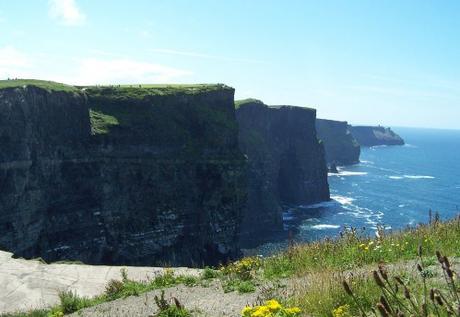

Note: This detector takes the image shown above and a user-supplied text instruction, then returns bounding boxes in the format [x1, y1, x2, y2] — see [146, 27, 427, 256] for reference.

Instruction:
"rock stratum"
[0, 82, 246, 266]
[236, 99, 330, 246]
[350, 125, 405, 147]
[316, 119, 361, 166]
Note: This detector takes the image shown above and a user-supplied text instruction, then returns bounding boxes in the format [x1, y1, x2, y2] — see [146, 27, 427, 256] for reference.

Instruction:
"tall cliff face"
[0, 82, 246, 266]
[316, 119, 361, 165]
[236, 100, 330, 246]
[350, 126, 405, 147]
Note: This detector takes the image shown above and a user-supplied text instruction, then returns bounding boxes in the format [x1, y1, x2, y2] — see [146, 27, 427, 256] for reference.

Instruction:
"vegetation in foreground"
[341, 250, 459, 317]
[3, 216, 459, 317]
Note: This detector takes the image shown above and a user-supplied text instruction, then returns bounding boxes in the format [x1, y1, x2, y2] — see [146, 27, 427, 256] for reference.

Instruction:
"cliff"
[350, 125, 405, 147]
[0, 80, 246, 266]
[316, 119, 360, 165]
[236, 99, 330, 246]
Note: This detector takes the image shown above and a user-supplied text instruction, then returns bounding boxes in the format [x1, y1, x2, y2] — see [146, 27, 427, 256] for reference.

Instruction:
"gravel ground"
[0, 250, 200, 314]
[68, 280, 265, 317]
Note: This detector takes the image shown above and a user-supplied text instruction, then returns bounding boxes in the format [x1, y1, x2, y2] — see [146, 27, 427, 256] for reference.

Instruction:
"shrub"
[201, 267, 219, 279]
[153, 290, 191, 317]
[57, 291, 92, 314]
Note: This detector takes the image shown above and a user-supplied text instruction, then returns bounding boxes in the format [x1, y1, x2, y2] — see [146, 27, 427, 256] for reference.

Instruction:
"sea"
[252, 127, 460, 255]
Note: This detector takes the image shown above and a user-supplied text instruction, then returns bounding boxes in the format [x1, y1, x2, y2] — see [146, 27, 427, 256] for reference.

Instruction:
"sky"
[1, 0, 459, 129]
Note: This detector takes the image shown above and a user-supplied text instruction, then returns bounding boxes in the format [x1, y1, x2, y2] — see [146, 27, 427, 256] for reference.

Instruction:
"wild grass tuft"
[263, 216, 460, 279]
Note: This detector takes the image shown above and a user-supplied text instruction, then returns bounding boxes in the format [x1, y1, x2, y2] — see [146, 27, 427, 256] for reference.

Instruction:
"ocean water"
[254, 127, 460, 255]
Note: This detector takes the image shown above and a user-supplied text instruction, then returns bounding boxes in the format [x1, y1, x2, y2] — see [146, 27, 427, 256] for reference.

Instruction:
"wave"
[370, 145, 388, 149]
[389, 175, 435, 180]
[301, 195, 355, 209]
[403, 175, 435, 179]
[331, 195, 355, 205]
[329, 171, 368, 177]
[360, 160, 374, 165]
[302, 200, 338, 209]
[310, 224, 341, 230]
[404, 144, 418, 148]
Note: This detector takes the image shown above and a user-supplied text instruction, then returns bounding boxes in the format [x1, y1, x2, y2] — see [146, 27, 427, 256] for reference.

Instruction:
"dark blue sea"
[252, 127, 460, 255]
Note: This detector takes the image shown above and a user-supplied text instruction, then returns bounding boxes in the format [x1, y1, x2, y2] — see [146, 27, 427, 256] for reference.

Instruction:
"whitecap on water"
[403, 175, 435, 179]
[389, 175, 435, 180]
[331, 195, 355, 205]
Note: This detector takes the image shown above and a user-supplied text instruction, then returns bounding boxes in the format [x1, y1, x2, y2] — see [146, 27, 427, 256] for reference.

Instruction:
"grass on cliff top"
[234, 98, 265, 109]
[83, 83, 232, 99]
[235, 98, 316, 112]
[0, 79, 78, 93]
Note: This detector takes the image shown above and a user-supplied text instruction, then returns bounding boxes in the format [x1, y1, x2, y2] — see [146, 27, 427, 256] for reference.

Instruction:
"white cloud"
[150, 48, 266, 64]
[0, 46, 32, 78]
[0, 46, 30, 67]
[62, 58, 192, 85]
[0, 47, 191, 85]
[49, 0, 86, 26]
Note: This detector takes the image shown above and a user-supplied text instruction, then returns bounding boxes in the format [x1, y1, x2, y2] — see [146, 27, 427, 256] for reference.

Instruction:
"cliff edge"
[350, 125, 405, 147]
[236, 99, 330, 246]
[0, 80, 246, 266]
[316, 119, 361, 165]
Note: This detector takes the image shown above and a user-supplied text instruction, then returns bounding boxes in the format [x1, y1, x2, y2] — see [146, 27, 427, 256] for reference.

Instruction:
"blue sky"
[1, 1, 459, 129]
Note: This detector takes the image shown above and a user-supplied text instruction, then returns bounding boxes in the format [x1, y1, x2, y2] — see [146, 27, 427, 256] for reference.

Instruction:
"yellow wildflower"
[285, 307, 301, 314]
[265, 300, 282, 312]
[241, 306, 253, 316]
[251, 306, 270, 317]
[332, 304, 351, 317]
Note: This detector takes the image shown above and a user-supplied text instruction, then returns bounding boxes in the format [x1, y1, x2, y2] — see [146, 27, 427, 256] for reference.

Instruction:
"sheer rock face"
[236, 101, 330, 246]
[350, 125, 405, 147]
[316, 119, 361, 166]
[0, 85, 246, 267]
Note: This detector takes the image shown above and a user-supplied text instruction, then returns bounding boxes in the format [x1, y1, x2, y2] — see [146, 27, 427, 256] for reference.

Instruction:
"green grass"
[263, 218, 460, 279]
[83, 83, 232, 100]
[258, 217, 460, 316]
[89, 109, 120, 134]
[0, 79, 78, 93]
[234, 98, 264, 109]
